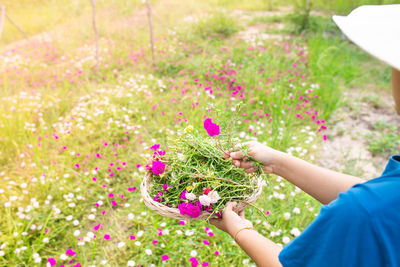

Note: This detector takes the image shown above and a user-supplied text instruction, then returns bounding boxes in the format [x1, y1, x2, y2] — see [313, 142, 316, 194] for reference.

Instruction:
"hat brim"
[332, 5, 400, 71]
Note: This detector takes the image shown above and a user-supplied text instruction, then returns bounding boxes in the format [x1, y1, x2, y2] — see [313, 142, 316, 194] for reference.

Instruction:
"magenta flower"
[161, 254, 169, 261]
[48, 258, 56, 266]
[180, 190, 187, 200]
[178, 202, 201, 218]
[104, 234, 110, 240]
[66, 249, 76, 257]
[152, 160, 165, 176]
[202, 262, 210, 267]
[203, 240, 210, 245]
[190, 257, 199, 267]
[150, 144, 160, 150]
[203, 118, 220, 137]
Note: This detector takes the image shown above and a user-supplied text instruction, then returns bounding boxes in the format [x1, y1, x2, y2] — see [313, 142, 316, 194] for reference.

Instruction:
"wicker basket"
[140, 173, 263, 220]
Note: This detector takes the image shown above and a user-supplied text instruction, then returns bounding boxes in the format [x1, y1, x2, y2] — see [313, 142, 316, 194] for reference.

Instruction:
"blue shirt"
[279, 155, 400, 267]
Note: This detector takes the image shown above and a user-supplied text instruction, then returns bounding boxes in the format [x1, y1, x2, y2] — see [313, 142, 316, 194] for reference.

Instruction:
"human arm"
[392, 68, 400, 115]
[229, 142, 365, 204]
[210, 202, 282, 267]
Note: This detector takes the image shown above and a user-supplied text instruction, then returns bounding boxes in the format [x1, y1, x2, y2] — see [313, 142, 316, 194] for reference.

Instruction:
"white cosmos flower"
[283, 212, 291, 220]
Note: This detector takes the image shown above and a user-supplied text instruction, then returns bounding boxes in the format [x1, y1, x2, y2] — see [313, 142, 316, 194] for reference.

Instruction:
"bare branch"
[5, 12, 27, 39]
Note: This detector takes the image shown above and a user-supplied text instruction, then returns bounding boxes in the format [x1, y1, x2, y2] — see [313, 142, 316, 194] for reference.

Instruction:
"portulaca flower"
[185, 192, 196, 201]
[199, 195, 211, 206]
[208, 191, 220, 204]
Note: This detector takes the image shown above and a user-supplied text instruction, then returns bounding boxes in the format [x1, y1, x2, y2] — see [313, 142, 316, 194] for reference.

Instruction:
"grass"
[366, 121, 400, 156]
[0, 0, 393, 266]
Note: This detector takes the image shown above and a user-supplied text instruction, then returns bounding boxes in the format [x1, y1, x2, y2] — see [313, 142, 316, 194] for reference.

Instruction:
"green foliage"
[193, 12, 241, 40]
[366, 121, 400, 156]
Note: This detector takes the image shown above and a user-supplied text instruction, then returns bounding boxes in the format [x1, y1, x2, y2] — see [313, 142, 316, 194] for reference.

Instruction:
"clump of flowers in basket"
[141, 116, 264, 220]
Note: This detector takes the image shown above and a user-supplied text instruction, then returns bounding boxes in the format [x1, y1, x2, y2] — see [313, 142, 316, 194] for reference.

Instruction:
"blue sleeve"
[278, 191, 383, 267]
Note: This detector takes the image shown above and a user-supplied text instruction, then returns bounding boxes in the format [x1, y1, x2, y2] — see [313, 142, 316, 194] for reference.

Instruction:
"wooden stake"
[90, 0, 99, 74]
[0, 6, 5, 39]
[146, 0, 155, 65]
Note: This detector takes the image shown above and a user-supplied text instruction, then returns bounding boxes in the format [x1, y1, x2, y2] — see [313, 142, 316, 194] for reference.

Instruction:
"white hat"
[332, 5, 400, 71]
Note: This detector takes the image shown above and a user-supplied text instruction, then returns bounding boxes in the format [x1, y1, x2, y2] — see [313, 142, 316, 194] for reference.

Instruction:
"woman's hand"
[209, 202, 253, 237]
[225, 141, 282, 174]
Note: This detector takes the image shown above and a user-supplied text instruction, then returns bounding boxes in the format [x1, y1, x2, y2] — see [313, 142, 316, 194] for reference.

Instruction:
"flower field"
[0, 0, 390, 266]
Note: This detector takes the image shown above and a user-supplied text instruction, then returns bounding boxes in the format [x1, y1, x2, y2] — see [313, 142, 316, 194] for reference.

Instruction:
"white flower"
[292, 207, 300, 214]
[190, 250, 197, 257]
[118, 242, 125, 248]
[208, 191, 220, 204]
[66, 215, 73, 221]
[282, 236, 290, 244]
[127, 260, 136, 266]
[176, 230, 183, 235]
[145, 249, 152, 255]
[0, 251, 4, 257]
[185, 192, 196, 201]
[137, 230, 144, 237]
[73, 220, 79, 226]
[199, 195, 211, 206]
[60, 254, 67, 260]
[135, 241, 141, 246]
[42, 237, 49, 243]
[290, 228, 301, 237]
[74, 230, 80, 237]
[88, 214, 95, 220]
[185, 229, 195, 236]
[283, 212, 291, 220]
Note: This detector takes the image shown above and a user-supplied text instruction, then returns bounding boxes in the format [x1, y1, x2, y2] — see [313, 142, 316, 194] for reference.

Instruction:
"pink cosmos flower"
[203, 240, 210, 245]
[202, 262, 210, 266]
[214, 250, 220, 255]
[104, 234, 110, 240]
[152, 160, 165, 176]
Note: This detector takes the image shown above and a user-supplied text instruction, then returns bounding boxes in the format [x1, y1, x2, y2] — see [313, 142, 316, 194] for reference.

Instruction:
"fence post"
[0, 6, 5, 39]
[146, 0, 155, 65]
[90, 0, 100, 74]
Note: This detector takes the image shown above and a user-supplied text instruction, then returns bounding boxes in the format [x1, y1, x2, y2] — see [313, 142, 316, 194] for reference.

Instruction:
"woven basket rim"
[140, 172, 263, 220]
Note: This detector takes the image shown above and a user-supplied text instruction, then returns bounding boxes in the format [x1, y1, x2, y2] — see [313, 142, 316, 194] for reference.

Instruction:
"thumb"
[225, 202, 237, 213]
[230, 151, 244, 160]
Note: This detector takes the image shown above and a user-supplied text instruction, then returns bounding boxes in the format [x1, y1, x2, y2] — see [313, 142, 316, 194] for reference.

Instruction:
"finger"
[244, 167, 256, 173]
[223, 152, 230, 159]
[232, 160, 241, 167]
[240, 161, 254, 169]
[230, 151, 244, 160]
[224, 202, 237, 213]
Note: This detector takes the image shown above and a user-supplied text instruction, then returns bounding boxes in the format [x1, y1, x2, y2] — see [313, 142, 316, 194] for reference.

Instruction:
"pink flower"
[130, 235, 136, 240]
[180, 190, 187, 200]
[214, 250, 220, 255]
[203, 118, 220, 137]
[190, 257, 199, 267]
[150, 144, 160, 150]
[48, 258, 56, 266]
[202, 262, 210, 266]
[94, 224, 101, 231]
[179, 220, 186, 225]
[111, 200, 117, 206]
[178, 202, 201, 218]
[199, 195, 212, 206]
[203, 240, 210, 245]
[161, 254, 169, 261]
[104, 234, 110, 240]
[152, 160, 165, 176]
[128, 187, 136, 191]
[108, 193, 114, 198]
[66, 249, 76, 256]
